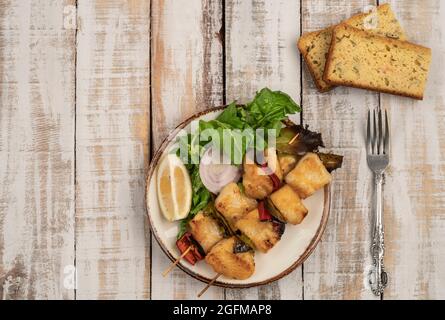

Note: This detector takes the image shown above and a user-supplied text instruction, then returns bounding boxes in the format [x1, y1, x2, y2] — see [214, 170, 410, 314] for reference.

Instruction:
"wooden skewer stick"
[197, 273, 221, 298]
[162, 246, 192, 277]
[288, 133, 300, 145]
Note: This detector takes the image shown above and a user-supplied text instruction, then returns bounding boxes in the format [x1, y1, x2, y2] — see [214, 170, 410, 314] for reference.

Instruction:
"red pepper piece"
[258, 201, 273, 221]
[260, 162, 281, 191]
[269, 172, 281, 191]
[176, 232, 204, 265]
[191, 244, 204, 261]
[260, 162, 268, 168]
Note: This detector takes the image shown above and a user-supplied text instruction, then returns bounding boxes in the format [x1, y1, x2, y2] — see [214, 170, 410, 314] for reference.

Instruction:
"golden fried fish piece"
[215, 183, 257, 229]
[269, 185, 308, 225]
[243, 148, 283, 200]
[234, 209, 284, 253]
[188, 212, 225, 253]
[285, 152, 331, 199]
[278, 154, 298, 176]
[205, 236, 255, 280]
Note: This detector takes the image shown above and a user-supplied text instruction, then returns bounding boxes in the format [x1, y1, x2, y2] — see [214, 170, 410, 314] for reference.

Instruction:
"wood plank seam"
[221, 0, 227, 301]
[299, 0, 305, 301]
[149, 0, 153, 301]
[221, 0, 227, 107]
[74, 0, 79, 301]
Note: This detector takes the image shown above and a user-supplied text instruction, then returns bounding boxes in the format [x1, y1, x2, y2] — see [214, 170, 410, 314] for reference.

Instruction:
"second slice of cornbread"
[324, 24, 431, 100]
[298, 4, 406, 92]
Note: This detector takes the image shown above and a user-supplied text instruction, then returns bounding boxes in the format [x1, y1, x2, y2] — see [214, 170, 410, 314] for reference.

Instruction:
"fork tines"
[367, 109, 389, 155]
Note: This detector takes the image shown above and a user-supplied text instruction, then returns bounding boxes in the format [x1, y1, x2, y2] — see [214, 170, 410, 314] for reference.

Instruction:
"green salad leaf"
[176, 164, 212, 239]
[276, 125, 324, 155]
[213, 88, 300, 132]
[176, 133, 212, 239]
[215, 102, 246, 129]
[246, 88, 301, 130]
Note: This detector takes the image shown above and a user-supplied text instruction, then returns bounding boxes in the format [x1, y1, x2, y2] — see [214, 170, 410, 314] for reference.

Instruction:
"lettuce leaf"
[276, 125, 324, 154]
[176, 164, 212, 239]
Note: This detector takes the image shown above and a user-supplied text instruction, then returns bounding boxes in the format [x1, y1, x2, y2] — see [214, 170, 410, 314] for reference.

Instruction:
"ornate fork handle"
[369, 173, 388, 295]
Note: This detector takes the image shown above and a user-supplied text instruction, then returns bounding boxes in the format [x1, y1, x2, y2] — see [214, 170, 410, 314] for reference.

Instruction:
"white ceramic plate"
[146, 107, 330, 288]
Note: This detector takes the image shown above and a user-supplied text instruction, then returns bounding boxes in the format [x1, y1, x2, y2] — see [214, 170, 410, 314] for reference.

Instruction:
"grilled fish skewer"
[234, 208, 285, 253]
[243, 148, 283, 200]
[188, 211, 226, 253]
[285, 152, 332, 199]
[216, 182, 285, 254]
[205, 236, 255, 280]
[163, 211, 226, 276]
[215, 183, 257, 230]
[268, 185, 308, 225]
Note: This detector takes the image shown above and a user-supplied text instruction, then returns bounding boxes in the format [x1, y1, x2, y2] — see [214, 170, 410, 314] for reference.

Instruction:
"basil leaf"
[216, 102, 245, 129]
[246, 88, 300, 129]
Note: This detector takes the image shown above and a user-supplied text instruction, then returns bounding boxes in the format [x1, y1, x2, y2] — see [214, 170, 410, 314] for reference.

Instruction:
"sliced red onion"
[199, 147, 241, 194]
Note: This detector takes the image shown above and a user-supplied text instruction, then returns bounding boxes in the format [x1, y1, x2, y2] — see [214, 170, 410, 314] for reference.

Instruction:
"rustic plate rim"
[145, 106, 331, 288]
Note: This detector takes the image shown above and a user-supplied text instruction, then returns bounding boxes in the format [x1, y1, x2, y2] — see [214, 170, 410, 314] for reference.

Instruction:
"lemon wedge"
[156, 154, 192, 221]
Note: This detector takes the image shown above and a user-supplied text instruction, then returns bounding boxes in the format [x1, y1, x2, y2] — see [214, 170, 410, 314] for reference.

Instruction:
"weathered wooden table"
[0, 0, 444, 300]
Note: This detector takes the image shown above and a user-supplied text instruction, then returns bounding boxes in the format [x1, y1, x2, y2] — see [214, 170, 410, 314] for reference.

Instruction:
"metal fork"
[366, 108, 389, 296]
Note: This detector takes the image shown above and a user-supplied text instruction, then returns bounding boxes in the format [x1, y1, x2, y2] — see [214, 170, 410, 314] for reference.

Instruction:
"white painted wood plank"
[301, 0, 379, 300]
[381, 0, 445, 300]
[75, 0, 151, 299]
[150, 0, 224, 300]
[0, 0, 76, 299]
[224, 0, 302, 300]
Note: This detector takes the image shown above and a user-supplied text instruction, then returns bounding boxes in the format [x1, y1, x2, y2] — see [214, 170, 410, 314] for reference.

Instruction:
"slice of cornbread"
[298, 28, 334, 92]
[298, 4, 406, 92]
[324, 24, 431, 100]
